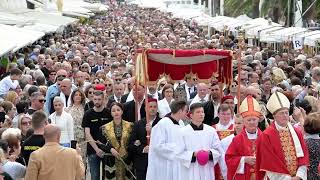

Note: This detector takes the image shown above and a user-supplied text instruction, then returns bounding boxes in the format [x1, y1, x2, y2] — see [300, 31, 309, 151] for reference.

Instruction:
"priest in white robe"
[177, 103, 226, 180]
[146, 100, 188, 180]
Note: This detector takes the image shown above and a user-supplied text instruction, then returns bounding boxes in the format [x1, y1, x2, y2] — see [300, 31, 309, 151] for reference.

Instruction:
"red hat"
[221, 95, 234, 103]
[95, 84, 106, 91]
[147, 98, 157, 103]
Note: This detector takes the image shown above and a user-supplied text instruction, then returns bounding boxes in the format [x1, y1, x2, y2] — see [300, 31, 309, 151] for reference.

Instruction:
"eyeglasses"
[38, 99, 46, 103]
[22, 121, 31, 126]
[88, 91, 94, 94]
[57, 75, 66, 78]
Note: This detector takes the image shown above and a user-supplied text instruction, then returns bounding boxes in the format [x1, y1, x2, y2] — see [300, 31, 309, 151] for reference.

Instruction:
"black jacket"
[203, 101, 219, 125]
[128, 116, 160, 172]
[122, 100, 146, 123]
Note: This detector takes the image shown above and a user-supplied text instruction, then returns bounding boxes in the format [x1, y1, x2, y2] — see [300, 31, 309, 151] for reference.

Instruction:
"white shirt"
[189, 94, 209, 107]
[215, 120, 234, 131]
[49, 111, 74, 144]
[0, 76, 19, 95]
[185, 84, 196, 101]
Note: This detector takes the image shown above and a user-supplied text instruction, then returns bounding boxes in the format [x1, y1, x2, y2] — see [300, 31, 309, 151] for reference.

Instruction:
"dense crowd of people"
[0, 1, 320, 180]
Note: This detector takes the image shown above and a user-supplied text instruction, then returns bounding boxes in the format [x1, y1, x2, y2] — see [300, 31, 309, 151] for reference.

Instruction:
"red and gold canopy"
[135, 49, 233, 85]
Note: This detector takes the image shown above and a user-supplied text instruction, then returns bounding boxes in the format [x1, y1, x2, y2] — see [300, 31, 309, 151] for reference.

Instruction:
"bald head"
[44, 124, 61, 143]
[197, 83, 209, 99]
[59, 78, 72, 95]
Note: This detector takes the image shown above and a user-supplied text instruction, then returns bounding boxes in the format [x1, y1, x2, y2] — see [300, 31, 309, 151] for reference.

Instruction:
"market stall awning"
[0, 24, 45, 52]
[0, 39, 16, 57]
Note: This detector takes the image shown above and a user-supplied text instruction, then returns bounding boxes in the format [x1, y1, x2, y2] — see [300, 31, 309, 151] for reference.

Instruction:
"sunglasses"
[38, 99, 46, 103]
[104, 64, 110, 67]
[88, 91, 94, 94]
[22, 121, 31, 126]
[115, 79, 122, 82]
[57, 75, 66, 78]
[50, 73, 56, 76]
[105, 84, 112, 87]
[160, 83, 166, 87]
[81, 66, 89, 69]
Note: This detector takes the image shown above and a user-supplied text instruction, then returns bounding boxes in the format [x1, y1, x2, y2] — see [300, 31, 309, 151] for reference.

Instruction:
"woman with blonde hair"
[104, 77, 114, 97]
[4, 91, 19, 106]
[304, 96, 318, 113]
[48, 97, 74, 147]
[38, 86, 47, 96]
[17, 115, 32, 143]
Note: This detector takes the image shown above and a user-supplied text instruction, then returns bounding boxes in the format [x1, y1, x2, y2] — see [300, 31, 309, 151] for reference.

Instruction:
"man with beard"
[128, 98, 161, 180]
[82, 91, 112, 180]
[203, 81, 222, 125]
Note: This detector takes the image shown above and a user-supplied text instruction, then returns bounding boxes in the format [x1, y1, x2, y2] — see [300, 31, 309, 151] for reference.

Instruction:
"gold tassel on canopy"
[135, 50, 148, 86]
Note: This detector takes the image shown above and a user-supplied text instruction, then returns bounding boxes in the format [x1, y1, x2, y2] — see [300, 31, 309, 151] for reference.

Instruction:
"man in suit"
[148, 83, 163, 100]
[91, 55, 105, 74]
[123, 84, 146, 122]
[203, 81, 222, 125]
[25, 124, 85, 180]
[128, 98, 161, 180]
[183, 74, 198, 101]
[107, 82, 126, 108]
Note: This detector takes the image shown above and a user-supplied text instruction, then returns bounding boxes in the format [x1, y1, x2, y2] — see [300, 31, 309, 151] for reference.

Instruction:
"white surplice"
[220, 134, 235, 152]
[146, 117, 185, 180]
[177, 124, 225, 180]
[157, 98, 173, 118]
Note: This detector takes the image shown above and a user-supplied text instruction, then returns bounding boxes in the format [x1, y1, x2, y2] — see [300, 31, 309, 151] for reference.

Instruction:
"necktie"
[117, 97, 121, 102]
[188, 87, 191, 94]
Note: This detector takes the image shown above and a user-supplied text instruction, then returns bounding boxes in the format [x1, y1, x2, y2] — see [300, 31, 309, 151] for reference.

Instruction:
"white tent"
[259, 26, 285, 41]
[305, 34, 320, 47]
[0, 24, 45, 52]
[246, 25, 282, 39]
[0, 39, 16, 57]
[213, 18, 243, 32]
[262, 27, 309, 42]
[0, 11, 34, 26]
[295, 30, 320, 38]
[208, 16, 234, 27]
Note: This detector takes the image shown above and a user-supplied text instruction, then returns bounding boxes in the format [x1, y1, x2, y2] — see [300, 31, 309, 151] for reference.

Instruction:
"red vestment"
[225, 129, 262, 180]
[255, 122, 309, 180]
[212, 124, 235, 140]
[212, 124, 234, 180]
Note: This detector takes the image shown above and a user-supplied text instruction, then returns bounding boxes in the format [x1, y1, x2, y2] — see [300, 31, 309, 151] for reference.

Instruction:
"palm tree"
[223, 0, 320, 26]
